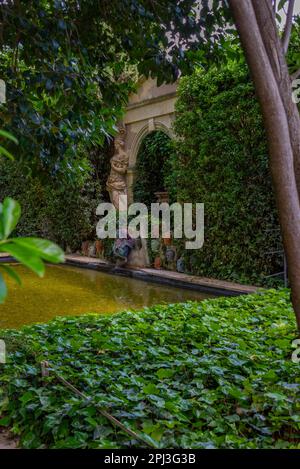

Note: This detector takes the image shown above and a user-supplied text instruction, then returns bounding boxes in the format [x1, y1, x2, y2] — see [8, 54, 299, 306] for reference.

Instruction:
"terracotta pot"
[163, 237, 172, 246]
[154, 256, 162, 269]
[81, 241, 90, 256]
[154, 191, 169, 203]
[95, 240, 104, 256]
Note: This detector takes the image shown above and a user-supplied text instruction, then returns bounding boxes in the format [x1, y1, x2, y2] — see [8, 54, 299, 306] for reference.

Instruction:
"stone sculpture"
[106, 126, 129, 209]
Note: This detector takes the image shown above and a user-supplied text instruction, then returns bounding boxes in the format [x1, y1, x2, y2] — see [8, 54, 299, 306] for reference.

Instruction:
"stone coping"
[65, 255, 259, 297]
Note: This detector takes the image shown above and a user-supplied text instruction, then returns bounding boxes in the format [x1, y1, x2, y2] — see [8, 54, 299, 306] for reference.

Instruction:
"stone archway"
[122, 77, 178, 202]
[106, 77, 178, 267]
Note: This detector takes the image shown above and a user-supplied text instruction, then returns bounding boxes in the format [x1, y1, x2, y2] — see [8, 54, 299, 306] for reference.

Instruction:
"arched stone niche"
[106, 77, 178, 267]
[120, 77, 178, 203]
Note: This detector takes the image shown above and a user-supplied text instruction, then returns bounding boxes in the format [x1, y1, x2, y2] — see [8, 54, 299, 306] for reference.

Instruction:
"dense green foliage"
[167, 63, 282, 285]
[0, 131, 64, 303]
[133, 131, 172, 207]
[0, 158, 102, 251]
[0, 15, 128, 181]
[0, 289, 299, 449]
[0, 0, 208, 181]
[288, 18, 300, 76]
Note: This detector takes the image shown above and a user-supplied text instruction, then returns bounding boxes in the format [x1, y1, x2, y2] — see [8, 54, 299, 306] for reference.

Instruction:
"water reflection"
[0, 265, 212, 328]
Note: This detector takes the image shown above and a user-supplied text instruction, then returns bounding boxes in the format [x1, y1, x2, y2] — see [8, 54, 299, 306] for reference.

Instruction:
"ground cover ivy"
[0, 289, 299, 449]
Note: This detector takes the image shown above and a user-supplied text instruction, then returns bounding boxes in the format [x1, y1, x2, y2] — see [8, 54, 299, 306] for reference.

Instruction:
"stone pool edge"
[0, 254, 260, 297]
[65, 255, 259, 297]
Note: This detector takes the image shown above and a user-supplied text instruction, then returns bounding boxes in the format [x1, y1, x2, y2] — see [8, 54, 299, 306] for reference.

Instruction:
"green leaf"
[0, 264, 22, 285]
[156, 368, 175, 379]
[0, 242, 45, 277]
[1, 198, 21, 238]
[0, 416, 10, 427]
[143, 383, 159, 394]
[266, 392, 288, 402]
[19, 391, 35, 404]
[0, 145, 14, 161]
[0, 272, 8, 303]
[278, 0, 288, 10]
[11, 238, 64, 264]
[0, 130, 18, 144]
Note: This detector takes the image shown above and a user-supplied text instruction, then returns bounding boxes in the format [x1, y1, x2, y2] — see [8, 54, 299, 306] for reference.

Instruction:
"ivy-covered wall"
[166, 64, 283, 285]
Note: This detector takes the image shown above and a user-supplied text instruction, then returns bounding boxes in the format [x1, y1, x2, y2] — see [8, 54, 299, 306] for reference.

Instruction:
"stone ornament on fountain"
[88, 242, 96, 258]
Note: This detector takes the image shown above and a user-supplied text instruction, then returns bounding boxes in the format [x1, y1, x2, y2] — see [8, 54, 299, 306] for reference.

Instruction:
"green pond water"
[0, 265, 212, 329]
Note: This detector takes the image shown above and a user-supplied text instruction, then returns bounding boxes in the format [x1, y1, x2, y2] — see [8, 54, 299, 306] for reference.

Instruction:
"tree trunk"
[229, 0, 300, 329]
[251, 0, 300, 200]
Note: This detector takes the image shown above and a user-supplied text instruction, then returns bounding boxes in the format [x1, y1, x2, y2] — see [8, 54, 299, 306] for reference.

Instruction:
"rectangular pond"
[0, 265, 214, 329]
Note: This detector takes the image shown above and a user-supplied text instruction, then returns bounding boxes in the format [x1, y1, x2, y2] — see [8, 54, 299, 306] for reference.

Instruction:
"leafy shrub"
[168, 63, 282, 285]
[0, 1, 136, 181]
[133, 131, 172, 206]
[0, 289, 299, 449]
[0, 158, 102, 251]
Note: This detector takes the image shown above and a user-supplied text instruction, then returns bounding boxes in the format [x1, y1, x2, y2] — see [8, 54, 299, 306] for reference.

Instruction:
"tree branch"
[291, 69, 300, 81]
[229, 0, 300, 330]
[282, 0, 295, 54]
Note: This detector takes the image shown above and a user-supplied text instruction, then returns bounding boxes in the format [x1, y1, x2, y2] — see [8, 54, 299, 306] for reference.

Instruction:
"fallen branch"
[40, 361, 157, 449]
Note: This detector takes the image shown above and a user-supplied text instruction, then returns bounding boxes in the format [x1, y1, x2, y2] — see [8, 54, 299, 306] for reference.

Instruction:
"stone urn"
[166, 246, 176, 263]
[151, 239, 160, 253]
[88, 242, 96, 258]
[176, 256, 185, 273]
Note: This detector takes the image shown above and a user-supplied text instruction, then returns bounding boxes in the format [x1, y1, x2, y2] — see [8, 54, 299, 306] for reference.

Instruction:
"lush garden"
[0, 62, 285, 285]
[1, 4, 299, 285]
[1, 0, 300, 454]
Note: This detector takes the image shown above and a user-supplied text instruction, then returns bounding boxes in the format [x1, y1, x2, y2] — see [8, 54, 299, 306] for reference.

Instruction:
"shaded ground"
[0, 429, 17, 449]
